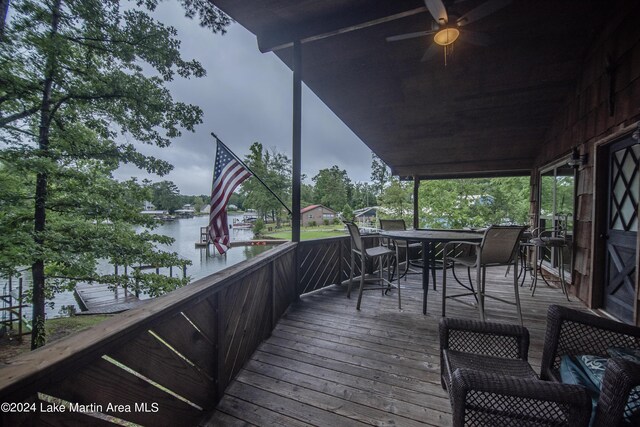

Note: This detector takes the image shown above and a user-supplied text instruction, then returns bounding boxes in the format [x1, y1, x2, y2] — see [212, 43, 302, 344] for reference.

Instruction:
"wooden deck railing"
[297, 235, 350, 295]
[0, 236, 364, 425]
[0, 235, 391, 425]
[0, 242, 298, 426]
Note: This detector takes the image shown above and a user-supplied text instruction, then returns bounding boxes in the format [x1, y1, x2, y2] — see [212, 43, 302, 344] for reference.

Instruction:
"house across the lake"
[300, 204, 337, 226]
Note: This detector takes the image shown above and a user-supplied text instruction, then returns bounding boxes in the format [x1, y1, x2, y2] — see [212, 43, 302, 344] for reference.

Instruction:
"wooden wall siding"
[0, 242, 297, 426]
[297, 236, 346, 295]
[532, 1, 640, 313]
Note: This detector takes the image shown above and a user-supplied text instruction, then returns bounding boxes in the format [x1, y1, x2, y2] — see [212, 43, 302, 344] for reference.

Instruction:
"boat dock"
[74, 283, 145, 315]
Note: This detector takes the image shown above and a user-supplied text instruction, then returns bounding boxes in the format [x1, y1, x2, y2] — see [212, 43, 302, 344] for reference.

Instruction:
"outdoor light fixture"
[567, 147, 588, 168]
[433, 28, 460, 46]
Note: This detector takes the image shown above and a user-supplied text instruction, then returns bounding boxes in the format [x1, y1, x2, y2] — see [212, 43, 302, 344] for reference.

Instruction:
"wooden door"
[603, 137, 638, 324]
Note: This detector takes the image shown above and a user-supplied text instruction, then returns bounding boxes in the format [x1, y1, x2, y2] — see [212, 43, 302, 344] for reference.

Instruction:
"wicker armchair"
[540, 305, 640, 427]
[440, 316, 592, 426]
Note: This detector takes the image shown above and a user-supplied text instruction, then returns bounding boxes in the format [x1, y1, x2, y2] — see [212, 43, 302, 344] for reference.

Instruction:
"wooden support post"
[413, 176, 420, 229]
[292, 40, 302, 243]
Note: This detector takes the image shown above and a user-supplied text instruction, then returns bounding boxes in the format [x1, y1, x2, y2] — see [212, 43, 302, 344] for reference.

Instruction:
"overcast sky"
[114, 2, 373, 196]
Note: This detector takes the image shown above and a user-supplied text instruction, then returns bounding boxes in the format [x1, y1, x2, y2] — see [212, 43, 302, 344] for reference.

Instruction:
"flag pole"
[211, 133, 293, 216]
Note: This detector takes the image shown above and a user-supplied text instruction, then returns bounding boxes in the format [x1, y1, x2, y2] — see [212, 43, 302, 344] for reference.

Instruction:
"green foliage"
[150, 180, 182, 212]
[312, 165, 351, 210]
[309, 220, 317, 227]
[351, 182, 377, 209]
[228, 192, 245, 210]
[300, 181, 315, 208]
[241, 142, 291, 224]
[342, 203, 354, 222]
[370, 152, 389, 196]
[0, 0, 228, 346]
[418, 177, 530, 228]
[380, 177, 412, 219]
[192, 195, 207, 213]
[252, 218, 265, 236]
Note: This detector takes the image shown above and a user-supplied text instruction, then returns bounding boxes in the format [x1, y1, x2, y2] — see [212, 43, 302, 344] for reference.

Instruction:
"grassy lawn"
[264, 227, 346, 240]
[0, 315, 111, 362]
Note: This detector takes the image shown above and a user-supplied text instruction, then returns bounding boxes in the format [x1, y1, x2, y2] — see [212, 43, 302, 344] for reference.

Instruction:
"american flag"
[209, 141, 252, 254]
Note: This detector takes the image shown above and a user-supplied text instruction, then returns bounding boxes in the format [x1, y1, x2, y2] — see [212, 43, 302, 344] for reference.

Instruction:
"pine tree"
[0, 0, 229, 348]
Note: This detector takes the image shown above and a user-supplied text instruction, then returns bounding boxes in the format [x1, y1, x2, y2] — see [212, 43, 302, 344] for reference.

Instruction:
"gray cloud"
[113, 2, 373, 195]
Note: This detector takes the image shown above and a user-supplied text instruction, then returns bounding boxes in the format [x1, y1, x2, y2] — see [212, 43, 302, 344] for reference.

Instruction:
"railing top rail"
[0, 241, 297, 401]
[296, 234, 349, 246]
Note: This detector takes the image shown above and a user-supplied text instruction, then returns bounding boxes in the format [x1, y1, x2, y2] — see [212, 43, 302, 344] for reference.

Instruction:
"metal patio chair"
[442, 225, 526, 325]
[345, 222, 399, 310]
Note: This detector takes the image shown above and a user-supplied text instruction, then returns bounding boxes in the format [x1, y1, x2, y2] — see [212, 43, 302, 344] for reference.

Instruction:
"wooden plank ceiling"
[211, 0, 612, 178]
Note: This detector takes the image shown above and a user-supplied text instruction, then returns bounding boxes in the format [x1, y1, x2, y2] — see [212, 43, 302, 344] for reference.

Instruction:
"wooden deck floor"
[203, 266, 589, 427]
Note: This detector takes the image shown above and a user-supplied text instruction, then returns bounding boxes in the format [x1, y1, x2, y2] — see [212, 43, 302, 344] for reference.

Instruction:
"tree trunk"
[31, 0, 62, 350]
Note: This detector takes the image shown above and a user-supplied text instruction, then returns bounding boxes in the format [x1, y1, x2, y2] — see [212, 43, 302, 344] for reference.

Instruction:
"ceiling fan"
[386, 0, 512, 63]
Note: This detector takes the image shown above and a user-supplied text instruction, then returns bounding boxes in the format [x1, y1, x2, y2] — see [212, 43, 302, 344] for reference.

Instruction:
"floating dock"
[74, 283, 145, 315]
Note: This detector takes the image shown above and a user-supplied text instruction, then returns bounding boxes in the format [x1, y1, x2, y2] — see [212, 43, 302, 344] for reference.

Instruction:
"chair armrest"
[439, 317, 529, 360]
[450, 369, 592, 427]
[442, 241, 480, 261]
[593, 357, 640, 427]
[540, 305, 640, 381]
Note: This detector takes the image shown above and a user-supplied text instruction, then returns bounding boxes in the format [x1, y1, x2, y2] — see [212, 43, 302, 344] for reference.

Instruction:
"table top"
[379, 229, 483, 242]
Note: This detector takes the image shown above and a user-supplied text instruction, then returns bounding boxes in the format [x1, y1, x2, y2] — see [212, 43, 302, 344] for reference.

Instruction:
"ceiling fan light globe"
[434, 28, 460, 46]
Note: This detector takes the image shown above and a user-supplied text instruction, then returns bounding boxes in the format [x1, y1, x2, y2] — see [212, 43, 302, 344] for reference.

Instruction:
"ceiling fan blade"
[420, 43, 440, 62]
[424, 0, 448, 24]
[386, 30, 437, 42]
[456, 0, 512, 27]
[459, 31, 492, 46]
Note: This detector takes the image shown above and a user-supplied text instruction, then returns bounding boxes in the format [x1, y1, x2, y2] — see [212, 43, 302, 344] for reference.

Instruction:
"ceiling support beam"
[257, 1, 427, 52]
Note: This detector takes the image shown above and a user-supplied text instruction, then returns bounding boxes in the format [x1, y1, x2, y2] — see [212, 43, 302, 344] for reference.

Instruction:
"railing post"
[294, 243, 300, 300]
[271, 259, 276, 331]
[337, 239, 343, 285]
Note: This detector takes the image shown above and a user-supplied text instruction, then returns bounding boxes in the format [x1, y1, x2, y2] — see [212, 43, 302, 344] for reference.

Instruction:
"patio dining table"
[379, 229, 483, 314]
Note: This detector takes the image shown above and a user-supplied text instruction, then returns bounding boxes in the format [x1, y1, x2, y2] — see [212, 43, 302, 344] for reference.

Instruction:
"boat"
[230, 222, 252, 229]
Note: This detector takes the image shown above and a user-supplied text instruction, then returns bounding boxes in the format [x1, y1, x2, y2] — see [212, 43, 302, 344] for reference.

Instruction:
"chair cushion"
[559, 355, 600, 424]
[560, 354, 640, 426]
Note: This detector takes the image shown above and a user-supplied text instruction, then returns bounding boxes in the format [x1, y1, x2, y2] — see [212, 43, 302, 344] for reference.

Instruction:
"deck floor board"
[203, 265, 589, 426]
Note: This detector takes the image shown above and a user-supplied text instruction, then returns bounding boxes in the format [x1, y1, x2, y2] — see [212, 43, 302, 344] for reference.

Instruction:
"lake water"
[2, 215, 274, 319]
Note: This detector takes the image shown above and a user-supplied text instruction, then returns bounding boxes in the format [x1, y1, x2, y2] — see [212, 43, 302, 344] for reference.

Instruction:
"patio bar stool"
[530, 228, 570, 300]
[345, 222, 399, 310]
